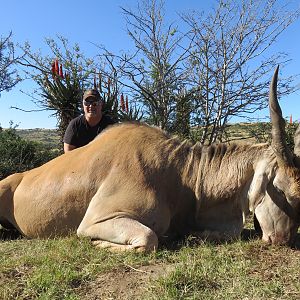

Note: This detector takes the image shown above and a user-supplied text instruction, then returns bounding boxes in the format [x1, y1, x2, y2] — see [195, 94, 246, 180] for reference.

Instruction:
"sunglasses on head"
[83, 100, 100, 107]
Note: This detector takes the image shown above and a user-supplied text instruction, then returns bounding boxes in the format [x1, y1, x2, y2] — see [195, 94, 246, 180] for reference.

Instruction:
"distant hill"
[16, 128, 61, 149]
[14, 123, 266, 148]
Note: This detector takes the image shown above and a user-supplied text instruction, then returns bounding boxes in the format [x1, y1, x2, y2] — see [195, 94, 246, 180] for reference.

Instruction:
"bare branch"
[182, 0, 300, 144]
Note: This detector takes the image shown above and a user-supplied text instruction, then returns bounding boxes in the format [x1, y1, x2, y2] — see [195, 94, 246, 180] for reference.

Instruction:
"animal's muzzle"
[264, 232, 296, 247]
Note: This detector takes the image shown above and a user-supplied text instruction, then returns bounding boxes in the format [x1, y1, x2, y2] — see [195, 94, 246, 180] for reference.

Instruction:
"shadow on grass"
[240, 228, 261, 241]
[241, 228, 300, 250]
[1, 226, 299, 250]
[0, 227, 23, 241]
[159, 229, 300, 251]
[295, 233, 300, 249]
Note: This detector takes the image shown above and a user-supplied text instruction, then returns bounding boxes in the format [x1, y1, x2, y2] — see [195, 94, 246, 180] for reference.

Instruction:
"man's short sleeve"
[63, 119, 77, 145]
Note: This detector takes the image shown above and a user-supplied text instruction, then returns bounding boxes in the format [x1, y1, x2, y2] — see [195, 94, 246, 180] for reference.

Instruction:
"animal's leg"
[77, 217, 158, 252]
[91, 240, 148, 252]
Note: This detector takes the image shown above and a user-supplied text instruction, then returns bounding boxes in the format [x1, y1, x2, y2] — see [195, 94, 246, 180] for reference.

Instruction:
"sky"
[0, 0, 300, 129]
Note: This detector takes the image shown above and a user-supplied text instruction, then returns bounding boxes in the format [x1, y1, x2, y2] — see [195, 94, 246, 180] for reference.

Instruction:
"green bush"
[0, 126, 59, 180]
[250, 121, 298, 152]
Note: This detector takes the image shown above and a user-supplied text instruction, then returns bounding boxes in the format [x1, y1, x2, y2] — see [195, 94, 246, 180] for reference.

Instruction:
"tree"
[12, 0, 300, 146]
[0, 32, 20, 95]
[183, 0, 300, 144]
[172, 88, 192, 138]
[114, 0, 193, 131]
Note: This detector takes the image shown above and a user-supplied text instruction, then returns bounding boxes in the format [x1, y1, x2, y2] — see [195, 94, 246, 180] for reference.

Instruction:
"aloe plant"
[38, 59, 83, 141]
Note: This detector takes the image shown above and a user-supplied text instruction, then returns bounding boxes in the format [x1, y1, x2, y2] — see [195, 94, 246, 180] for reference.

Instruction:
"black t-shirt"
[63, 115, 116, 148]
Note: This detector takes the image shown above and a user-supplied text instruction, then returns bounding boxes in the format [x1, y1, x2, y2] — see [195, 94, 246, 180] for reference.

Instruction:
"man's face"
[83, 98, 102, 116]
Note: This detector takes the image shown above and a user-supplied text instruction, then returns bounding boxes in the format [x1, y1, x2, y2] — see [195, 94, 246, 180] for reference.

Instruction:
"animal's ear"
[248, 160, 275, 211]
[248, 168, 270, 211]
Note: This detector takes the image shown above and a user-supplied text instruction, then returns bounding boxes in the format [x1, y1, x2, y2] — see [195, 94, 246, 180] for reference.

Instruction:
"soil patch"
[79, 263, 173, 300]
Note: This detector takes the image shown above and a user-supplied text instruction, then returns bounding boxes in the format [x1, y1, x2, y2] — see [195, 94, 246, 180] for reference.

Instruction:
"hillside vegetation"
[16, 128, 61, 150]
[14, 122, 269, 147]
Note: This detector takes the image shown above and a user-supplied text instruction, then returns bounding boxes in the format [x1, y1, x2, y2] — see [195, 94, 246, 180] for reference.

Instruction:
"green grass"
[148, 241, 300, 300]
[1, 233, 299, 300]
[0, 234, 168, 299]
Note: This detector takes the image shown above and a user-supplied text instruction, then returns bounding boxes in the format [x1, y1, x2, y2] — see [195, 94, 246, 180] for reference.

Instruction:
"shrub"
[245, 121, 298, 152]
[0, 126, 59, 180]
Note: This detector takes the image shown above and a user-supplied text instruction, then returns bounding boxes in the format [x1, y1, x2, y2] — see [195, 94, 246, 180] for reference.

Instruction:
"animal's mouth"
[263, 232, 295, 247]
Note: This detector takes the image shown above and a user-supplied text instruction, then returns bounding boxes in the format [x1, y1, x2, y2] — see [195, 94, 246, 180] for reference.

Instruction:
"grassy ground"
[1, 227, 299, 300]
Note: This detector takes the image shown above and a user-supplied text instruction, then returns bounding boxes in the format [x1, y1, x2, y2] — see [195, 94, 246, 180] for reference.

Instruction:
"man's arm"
[63, 119, 78, 153]
[64, 143, 77, 153]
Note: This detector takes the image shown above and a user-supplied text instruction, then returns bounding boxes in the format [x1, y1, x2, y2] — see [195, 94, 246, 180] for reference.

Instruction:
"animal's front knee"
[132, 228, 158, 252]
[76, 222, 89, 237]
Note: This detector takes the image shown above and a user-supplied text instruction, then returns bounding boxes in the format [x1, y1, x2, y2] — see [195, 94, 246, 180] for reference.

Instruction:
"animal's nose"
[262, 233, 273, 244]
[271, 233, 293, 246]
[263, 232, 291, 246]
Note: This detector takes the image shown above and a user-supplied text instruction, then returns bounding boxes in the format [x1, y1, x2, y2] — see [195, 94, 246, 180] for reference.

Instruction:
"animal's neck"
[193, 142, 271, 201]
[162, 137, 271, 204]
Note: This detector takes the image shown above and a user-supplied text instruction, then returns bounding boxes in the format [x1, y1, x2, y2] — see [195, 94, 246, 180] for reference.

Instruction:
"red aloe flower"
[120, 93, 125, 111]
[59, 64, 64, 79]
[51, 61, 56, 75]
[290, 114, 293, 124]
[54, 59, 59, 75]
[125, 95, 129, 113]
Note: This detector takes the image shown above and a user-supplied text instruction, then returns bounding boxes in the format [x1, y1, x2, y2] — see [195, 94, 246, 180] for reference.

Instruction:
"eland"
[0, 66, 299, 251]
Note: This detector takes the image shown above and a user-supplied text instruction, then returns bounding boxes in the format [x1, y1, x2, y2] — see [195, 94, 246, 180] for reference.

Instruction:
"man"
[63, 89, 116, 153]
